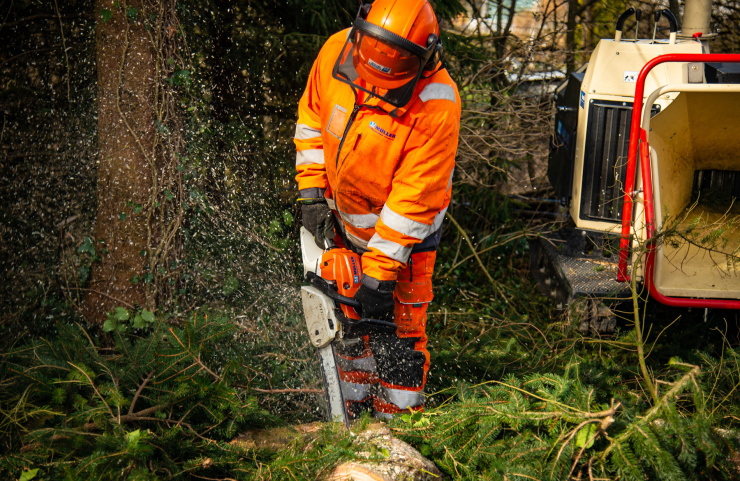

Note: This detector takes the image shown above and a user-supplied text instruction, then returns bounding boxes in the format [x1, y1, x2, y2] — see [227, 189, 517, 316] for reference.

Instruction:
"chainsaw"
[299, 226, 396, 428]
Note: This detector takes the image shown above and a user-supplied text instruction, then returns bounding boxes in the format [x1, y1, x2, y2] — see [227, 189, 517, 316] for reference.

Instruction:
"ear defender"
[359, 3, 372, 19]
[424, 34, 444, 71]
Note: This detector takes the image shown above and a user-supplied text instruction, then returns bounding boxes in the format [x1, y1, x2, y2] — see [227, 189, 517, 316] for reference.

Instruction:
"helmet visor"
[332, 21, 435, 109]
[354, 30, 421, 90]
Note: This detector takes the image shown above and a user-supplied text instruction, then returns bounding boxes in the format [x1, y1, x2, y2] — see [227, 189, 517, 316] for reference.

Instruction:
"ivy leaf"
[100, 9, 112, 23]
[102, 319, 117, 332]
[20, 469, 39, 481]
[126, 6, 138, 22]
[132, 314, 146, 329]
[143, 273, 154, 284]
[140, 309, 155, 323]
[165, 189, 174, 201]
[125, 429, 142, 447]
[575, 423, 597, 449]
[119, 212, 127, 221]
[133, 204, 143, 214]
[78, 236, 96, 256]
[114, 307, 130, 321]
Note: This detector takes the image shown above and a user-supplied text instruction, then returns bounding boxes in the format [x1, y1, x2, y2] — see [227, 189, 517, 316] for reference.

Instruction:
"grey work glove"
[301, 201, 336, 249]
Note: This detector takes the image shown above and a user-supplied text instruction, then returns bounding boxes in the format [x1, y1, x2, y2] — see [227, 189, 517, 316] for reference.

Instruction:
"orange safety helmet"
[332, 0, 445, 108]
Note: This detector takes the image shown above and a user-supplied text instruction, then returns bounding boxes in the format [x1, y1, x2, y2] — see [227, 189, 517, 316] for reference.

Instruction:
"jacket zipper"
[335, 104, 361, 168]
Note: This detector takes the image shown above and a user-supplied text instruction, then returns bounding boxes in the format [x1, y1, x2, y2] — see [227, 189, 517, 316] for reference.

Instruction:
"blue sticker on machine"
[350, 256, 359, 284]
[580, 91, 585, 109]
[556, 119, 570, 145]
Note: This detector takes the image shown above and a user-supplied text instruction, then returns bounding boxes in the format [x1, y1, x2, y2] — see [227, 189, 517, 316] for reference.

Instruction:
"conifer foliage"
[395, 354, 740, 480]
[0, 314, 335, 479]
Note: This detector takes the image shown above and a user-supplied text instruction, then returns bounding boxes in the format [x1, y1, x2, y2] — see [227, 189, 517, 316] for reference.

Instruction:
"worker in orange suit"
[295, 0, 460, 419]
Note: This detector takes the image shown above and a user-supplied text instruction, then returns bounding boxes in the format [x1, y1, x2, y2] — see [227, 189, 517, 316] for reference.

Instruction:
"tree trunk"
[566, 0, 579, 74]
[85, 0, 155, 322]
[669, 0, 682, 29]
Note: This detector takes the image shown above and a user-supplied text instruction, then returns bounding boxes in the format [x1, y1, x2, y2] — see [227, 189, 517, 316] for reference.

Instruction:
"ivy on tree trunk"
[86, 0, 156, 322]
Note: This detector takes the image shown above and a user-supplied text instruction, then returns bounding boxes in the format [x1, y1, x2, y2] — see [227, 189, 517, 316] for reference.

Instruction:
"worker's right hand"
[301, 201, 335, 249]
[353, 275, 396, 322]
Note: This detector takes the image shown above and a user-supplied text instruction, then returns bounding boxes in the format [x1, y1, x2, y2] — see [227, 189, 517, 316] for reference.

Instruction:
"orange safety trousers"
[334, 245, 436, 418]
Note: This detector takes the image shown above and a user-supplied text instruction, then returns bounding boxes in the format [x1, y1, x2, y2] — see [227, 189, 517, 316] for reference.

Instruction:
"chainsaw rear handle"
[305, 271, 397, 334]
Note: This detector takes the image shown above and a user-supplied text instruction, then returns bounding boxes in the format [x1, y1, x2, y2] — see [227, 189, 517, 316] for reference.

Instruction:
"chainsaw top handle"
[305, 272, 397, 334]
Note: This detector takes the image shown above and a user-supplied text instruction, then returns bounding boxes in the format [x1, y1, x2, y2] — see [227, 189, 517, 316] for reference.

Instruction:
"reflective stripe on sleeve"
[419, 83, 457, 104]
[326, 198, 336, 210]
[341, 212, 379, 229]
[367, 233, 412, 263]
[296, 149, 325, 166]
[380, 205, 431, 240]
[345, 230, 370, 250]
[379, 385, 425, 409]
[295, 123, 322, 140]
[431, 204, 449, 232]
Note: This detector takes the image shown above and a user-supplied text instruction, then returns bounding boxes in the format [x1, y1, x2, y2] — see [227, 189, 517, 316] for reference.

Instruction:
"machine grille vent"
[579, 100, 660, 223]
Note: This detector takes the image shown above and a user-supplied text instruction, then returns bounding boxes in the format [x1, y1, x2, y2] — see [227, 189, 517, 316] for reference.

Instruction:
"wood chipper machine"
[529, 0, 740, 332]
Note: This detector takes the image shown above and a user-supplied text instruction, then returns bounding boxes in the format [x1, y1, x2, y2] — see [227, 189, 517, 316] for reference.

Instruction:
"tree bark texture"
[86, 0, 155, 321]
[566, 0, 579, 74]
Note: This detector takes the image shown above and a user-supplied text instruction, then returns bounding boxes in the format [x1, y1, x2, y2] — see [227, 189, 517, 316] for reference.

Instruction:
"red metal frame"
[616, 53, 740, 308]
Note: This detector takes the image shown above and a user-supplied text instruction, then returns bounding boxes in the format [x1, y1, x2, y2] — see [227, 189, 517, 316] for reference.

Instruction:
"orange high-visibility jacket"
[295, 29, 460, 282]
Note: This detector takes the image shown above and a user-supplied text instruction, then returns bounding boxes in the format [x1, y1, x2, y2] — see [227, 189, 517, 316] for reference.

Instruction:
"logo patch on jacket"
[368, 121, 396, 141]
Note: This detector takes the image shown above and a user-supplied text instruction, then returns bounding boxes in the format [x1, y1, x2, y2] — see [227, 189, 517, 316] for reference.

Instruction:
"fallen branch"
[252, 387, 323, 394]
[445, 212, 497, 287]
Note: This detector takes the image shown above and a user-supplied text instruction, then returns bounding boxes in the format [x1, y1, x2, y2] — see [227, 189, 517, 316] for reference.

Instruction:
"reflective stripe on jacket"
[294, 29, 460, 281]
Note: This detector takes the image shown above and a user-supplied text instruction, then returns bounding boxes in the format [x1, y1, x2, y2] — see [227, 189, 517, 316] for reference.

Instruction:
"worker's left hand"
[301, 201, 336, 249]
[353, 279, 396, 322]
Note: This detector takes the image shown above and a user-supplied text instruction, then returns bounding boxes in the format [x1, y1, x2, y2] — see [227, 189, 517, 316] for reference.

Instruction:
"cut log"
[231, 422, 444, 481]
[328, 423, 444, 481]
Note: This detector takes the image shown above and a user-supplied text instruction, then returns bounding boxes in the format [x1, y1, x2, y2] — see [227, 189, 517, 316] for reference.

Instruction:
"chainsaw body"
[300, 226, 397, 427]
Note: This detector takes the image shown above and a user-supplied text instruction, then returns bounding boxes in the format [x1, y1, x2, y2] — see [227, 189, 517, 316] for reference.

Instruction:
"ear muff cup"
[424, 37, 444, 72]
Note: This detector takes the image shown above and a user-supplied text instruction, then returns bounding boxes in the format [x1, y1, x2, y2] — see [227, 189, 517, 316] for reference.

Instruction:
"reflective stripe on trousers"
[378, 384, 425, 409]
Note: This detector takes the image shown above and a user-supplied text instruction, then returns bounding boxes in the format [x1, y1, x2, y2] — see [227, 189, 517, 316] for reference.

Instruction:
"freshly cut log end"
[328, 423, 444, 481]
[329, 463, 388, 481]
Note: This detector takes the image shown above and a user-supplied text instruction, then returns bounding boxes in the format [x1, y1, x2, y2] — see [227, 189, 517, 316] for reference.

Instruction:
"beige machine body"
[569, 38, 703, 233]
[566, 37, 740, 299]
